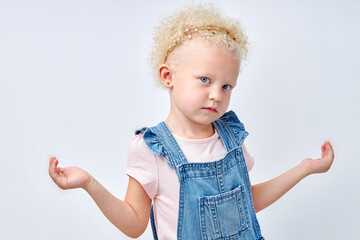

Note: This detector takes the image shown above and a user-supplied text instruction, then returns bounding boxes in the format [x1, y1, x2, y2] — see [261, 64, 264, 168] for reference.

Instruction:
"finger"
[321, 143, 327, 158]
[49, 157, 55, 174]
[54, 159, 66, 176]
[49, 157, 53, 171]
[322, 142, 334, 164]
[49, 165, 57, 181]
[323, 142, 332, 153]
[322, 141, 332, 154]
[326, 141, 333, 150]
[321, 143, 326, 152]
[326, 142, 334, 158]
[54, 159, 66, 173]
[49, 158, 60, 179]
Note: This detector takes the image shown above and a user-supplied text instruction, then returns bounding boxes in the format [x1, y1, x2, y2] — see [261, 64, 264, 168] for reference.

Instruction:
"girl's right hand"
[49, 156, 91, 190]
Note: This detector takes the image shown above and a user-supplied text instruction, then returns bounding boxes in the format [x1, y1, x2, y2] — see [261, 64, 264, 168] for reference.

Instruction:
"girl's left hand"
[301, 141, 334, 175]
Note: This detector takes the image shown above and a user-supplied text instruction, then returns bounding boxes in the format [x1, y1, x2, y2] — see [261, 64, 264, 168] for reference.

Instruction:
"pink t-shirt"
[126, 129, 254, 240]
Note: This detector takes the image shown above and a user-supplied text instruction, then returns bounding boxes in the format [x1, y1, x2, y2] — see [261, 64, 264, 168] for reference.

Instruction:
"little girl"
[49, 4, 334, 240]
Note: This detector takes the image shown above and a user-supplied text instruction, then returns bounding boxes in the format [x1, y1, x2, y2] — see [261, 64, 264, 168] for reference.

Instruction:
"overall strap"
[148, 122, 188, 168]
[138, 111, 247, 168]
[150, 206, 158, 240]
[212, 111, 248, 152]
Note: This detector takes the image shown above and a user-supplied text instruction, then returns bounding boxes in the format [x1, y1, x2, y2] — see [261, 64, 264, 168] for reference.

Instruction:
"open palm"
[302, 141, 334, 175]
[49, 157, 91, 190]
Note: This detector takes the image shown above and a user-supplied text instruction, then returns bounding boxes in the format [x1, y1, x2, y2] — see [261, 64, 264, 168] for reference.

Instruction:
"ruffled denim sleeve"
[218, 110, 249, 146]
[136, 127, 166, 158]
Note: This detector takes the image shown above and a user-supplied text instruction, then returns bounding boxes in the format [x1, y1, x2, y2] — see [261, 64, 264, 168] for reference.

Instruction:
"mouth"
[202, 107, 218, 113]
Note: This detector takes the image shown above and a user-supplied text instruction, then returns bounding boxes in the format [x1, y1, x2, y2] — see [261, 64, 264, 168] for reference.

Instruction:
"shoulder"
[128, 133, 149, 154]
[127, 133, 159, 199]
[127, 133, 158, 164]
[218, 110, 246, 131]
[135, 125, 167, 158]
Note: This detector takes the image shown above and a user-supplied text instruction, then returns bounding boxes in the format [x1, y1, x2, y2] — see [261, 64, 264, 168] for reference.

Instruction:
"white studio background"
[0, 0, 359, 239]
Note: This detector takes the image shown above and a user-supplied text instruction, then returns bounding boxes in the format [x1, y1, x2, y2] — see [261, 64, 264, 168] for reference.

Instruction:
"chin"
[198, 115, 221, 125]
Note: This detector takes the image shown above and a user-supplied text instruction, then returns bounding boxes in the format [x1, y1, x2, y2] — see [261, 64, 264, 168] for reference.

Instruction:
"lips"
[203, 107, 217, 113]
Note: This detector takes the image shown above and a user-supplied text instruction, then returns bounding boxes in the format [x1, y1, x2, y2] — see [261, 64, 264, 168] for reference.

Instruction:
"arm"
[48, 157, 151, 238]
[251, 141, 334, 213]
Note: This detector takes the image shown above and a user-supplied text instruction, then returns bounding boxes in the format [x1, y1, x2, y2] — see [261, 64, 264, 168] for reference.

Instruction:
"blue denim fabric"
[136, 111, 264, 240]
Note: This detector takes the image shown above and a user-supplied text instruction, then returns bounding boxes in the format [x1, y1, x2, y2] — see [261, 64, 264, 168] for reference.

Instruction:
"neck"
[165, 109, 215, 139]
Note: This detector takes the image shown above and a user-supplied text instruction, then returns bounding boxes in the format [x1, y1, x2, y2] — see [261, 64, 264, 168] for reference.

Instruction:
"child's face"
[167, 38, 240, 127]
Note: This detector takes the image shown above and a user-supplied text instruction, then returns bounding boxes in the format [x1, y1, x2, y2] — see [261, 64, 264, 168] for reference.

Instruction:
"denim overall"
[136, 111, 264, 240]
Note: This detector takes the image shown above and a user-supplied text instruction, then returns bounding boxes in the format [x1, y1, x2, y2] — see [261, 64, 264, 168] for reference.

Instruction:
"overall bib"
[136, 111, 264, 240]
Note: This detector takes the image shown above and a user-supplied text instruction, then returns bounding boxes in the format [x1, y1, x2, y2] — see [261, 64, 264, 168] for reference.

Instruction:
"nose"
[209, 88, 222, 102]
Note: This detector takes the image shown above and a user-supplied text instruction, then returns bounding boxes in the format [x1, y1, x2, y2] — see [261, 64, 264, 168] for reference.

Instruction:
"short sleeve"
[242, 143, 254, 172]
[126, 133, 159, 199]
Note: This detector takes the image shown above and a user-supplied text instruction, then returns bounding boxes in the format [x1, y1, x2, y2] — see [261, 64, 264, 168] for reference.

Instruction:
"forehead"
[168, 37, 240, 81]
[169, 37, 240, 75]
[168, 37, 239, 67]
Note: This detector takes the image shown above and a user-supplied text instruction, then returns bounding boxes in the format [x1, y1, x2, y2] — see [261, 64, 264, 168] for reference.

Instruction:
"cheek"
[181, 84, 204, 102]
[183, 90, 201, 105]
[190, 89, 208, 102]
[174, 85, 197, 105]
[221, 93, 232, 106]
[225, 93, 232, 101]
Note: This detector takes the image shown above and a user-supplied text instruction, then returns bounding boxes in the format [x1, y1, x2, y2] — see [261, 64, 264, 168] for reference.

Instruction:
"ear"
[158, 64, 174, 89]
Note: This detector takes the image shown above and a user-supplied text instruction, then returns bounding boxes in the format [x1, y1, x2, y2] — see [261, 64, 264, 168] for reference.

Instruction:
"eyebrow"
[194, 72, 215, 79]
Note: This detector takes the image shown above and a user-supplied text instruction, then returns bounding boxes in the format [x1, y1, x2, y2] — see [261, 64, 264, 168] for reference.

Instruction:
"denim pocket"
[199, 185, 250, 240]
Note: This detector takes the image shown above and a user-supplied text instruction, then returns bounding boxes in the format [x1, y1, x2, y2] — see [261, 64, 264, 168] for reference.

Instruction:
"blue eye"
[223, 84, 232, 90]
[200, 77, 210, 84]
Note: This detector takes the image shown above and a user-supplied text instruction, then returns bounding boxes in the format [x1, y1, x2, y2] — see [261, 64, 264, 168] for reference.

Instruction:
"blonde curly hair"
[148, 3, 248, 86]
[148, 3, 249, 88]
